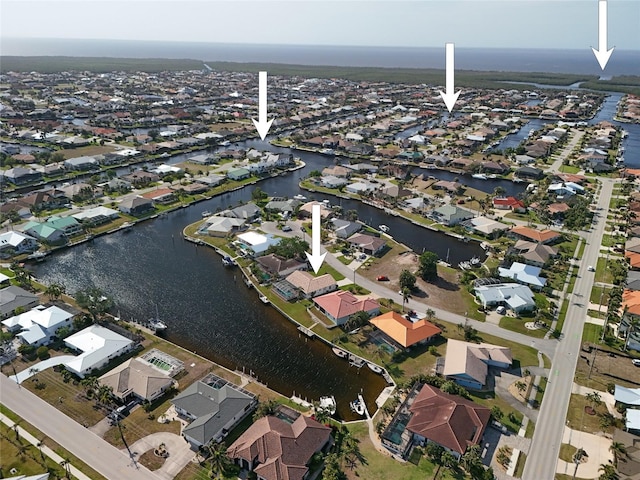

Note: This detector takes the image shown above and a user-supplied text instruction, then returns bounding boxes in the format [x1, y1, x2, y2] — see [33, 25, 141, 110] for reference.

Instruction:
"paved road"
[0, 373, 160, 480]
[523, 178, 614, 480]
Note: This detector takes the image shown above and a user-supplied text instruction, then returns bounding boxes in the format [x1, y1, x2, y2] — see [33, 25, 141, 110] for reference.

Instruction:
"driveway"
[11, 355, 76, 384]
[556, 427, 613, 479]
[127, 432, 194, 480]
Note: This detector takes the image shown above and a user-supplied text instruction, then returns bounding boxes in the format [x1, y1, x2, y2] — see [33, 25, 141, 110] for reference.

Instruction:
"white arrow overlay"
[251, 71, 275, 140]
[305, 204, 326, 274]
[439, 43, 461, 113]
[591, 0, 614, 70]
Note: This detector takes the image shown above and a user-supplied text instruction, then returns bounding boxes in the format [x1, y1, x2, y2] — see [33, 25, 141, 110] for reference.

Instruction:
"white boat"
[332, 347, 348, 358]
[378, 225, 390, 233]
[318, 395, 337, 416]
[471, 173, 488, 180]
[149, 305, 167, 332]
[222, 256, 236, 267]
[367, 362, 383, 374]
[27, 251, 47, 262]
[201, 211, 212, 218]
[121, 222, 133, 231]
[349, 355, 365, 368]
[259, 294, 269, 304]
[350, 394, 366, 416]
[293, 194, 307, 201]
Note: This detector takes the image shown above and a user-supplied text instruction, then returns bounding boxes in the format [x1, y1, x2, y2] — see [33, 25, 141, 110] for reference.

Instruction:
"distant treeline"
[1, 56, 639, 95]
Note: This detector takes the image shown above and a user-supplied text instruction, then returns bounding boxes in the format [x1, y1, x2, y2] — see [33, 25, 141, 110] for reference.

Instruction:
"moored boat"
[222, 256, 236, 267]
[350, 394, 366, 416]
[318, 395, 337, 416]
[367, 362, 383, 374]
[201, 211, 212, 218]
[149, 305, 167, 332]
[121, 222, 133, 231]
[378, 224, 390, 233]
[259, 294, 269, 304]
[471, 173, 487, 180]
[332, 347, 348, 358]
[293, 194, 307, 201]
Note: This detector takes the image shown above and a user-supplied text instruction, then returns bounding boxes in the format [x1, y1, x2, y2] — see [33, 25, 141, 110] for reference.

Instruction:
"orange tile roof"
[370, 311, 442, 348]
[626, 251, 640, 269]
[623, 289, 640, 316]
[510, 225, 561, 243]
[313, 290, 379, 320]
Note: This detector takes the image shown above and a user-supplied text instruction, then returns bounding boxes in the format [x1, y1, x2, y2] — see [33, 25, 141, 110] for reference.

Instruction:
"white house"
[474, 283, 536, 314]
[235, 232, 280, 256]
[0, 231, 39, 255]
[2, 305, 75, 346]
[498, 262, 547, 290]
[64, 325, 134, 378]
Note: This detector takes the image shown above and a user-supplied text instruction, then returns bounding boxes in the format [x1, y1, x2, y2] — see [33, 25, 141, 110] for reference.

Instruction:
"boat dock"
[297, 325, 315, 338]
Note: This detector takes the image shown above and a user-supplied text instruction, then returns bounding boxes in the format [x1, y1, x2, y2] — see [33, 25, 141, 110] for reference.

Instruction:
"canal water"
[27, 92, 639, 416]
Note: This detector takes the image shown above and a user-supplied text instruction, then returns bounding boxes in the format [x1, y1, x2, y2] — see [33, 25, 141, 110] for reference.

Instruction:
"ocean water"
[2, 38, 639, 76]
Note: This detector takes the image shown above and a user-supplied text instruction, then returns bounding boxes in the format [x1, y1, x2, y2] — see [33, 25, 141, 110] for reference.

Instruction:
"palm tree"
[60, 459, 71, 479]
[45, 282, 66, 301]
[425, 308, 436, 322]
[401, 287, 410, 312]
[206, 441, 231, 479]
[598, 463, 620, 480]
[438, 451, 457, 479]
[609, 441, 627, 468]
[515, 381, 527, 398]
[586, 391, 602, 410]
[623, 316, 640, 351]
[37, 438, 46, 462]
[460, 444, 482, 474]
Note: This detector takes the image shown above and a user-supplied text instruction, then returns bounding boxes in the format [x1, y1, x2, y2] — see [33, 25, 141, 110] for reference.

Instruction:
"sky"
[1, 0, 639, 51]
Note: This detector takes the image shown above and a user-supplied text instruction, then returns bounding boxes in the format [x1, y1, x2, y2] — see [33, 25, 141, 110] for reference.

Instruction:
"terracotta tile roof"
[227, 415, 331, 480]
[406, 385, 490, 455]
[493, 197, 525, 209]
[370, 311, 441, 348]
[623, 289, 640, 316]
[548, 202, 570, 214]
[626, 251, 640, 270]
[510, 225, 561, 243]
[313, 290, 380, 320]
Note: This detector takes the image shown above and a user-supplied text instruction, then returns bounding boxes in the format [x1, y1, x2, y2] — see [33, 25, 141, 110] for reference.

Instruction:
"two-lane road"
[0, 374, 159, 480]
[523, 178, 615, 480]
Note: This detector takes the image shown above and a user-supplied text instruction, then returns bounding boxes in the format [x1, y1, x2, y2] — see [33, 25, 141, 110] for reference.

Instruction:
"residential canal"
[29, 93, 638, 416]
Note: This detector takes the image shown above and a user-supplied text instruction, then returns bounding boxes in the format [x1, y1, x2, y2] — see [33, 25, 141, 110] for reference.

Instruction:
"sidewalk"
[0, 412, 93, 480]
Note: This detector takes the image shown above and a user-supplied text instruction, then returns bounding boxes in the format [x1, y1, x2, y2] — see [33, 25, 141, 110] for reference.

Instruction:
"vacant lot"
[58, 144, 117, 159]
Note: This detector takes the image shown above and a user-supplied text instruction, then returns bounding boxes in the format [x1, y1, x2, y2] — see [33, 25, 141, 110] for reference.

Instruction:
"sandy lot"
[361, 250, 470, 314]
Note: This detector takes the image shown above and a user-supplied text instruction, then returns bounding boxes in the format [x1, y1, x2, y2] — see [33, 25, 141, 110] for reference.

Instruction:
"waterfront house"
[72, 206, 120, 226]
[141, 187, 176, 204]
[227, 168, 251, 181]
[236, 232, 281, 257]
[2, 305, 75, 346]
[0, 231, 39, 256]
[64, 156, 99, 171]
[370, 311, 442, 350]
[320, 175, 349, 189]
[118, 196, 154, 216]
[171, 374, 256, 449]
[346, 233, 386, 256]
[0, 286, 39, 319]
[430, 205, 474, 226]
[196, 174, 226, 187]
[284, 270, 337, 299]
[222, 202, 261, 222]
[256, 254, 307, 278]
[442, 339, 512, 390]
[509, 225, 561, 245]
[2, 167, 42, 185]
[498, 262, 546, 290]
[330, 219, 361, 239]
[122, 170, 160, 187]
[20, 189, 69, 211]
[346, 181, 376, 195]
[462, 216, 509, 238]
[264, 198, 299, 214]
[313, 290, 380, 326]
[227, 414, 332, 480]
[405, 384, 490, 459]
[22, 221, 67, 245]
[202, 216, 246, 237]
[63, 325, 134, 378]
[515, 166, 544, 180]
[99, 357, 174, 403]
[432, 180, 463, 194]
[473, 283, 536, 314]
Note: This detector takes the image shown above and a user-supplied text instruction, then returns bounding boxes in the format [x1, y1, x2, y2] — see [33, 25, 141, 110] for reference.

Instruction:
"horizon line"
[3, 37, 640, 52]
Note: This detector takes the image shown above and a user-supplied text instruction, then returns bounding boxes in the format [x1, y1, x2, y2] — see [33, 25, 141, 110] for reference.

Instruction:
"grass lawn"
[499, 317, 548, 339]
[559, 443, 577, 462]
[595, 257, 615, 284]
[514, 451, 527, 478]
[566, 394, 613, 435]
[525, 420, 535, 439]
[582, 323, 602, 344]
[468, 391, 523, 433]
[590, 286, 611, 306]
[318, 262, 346, 281]
[58, 144, 116, 159]
[534, 377, 548, 409]
[22, 369, 107, 427]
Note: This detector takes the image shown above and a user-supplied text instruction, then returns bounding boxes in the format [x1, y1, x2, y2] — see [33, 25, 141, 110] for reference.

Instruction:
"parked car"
[376, 275, 389, 281]
[496, 306, 506, 315]
[633, 359, 640, 367]
[281, 225, 292, 232]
